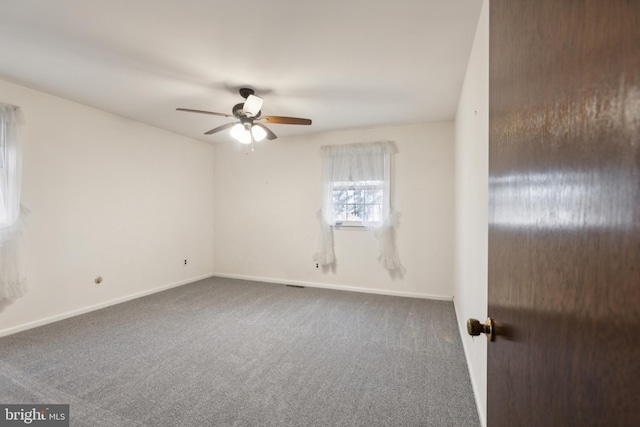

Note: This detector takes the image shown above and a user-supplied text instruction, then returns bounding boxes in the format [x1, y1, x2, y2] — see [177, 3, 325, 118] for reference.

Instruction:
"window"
[315, 141, 402, 272]
[332, 179, 384, 224]
[320, 142, 391, 227]
[331, 176, 388, 225]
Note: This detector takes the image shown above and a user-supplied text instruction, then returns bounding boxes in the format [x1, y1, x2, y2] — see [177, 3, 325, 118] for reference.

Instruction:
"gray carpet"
[0, 277, 480, 426]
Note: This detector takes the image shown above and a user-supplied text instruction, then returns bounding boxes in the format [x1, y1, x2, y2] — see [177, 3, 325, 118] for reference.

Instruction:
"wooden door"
[488, 1, 640, 426]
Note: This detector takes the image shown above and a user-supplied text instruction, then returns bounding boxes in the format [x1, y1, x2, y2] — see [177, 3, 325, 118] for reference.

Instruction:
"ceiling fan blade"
[204, 122, 236, 135]
[254, 123, 277, 140]
[242, 95, 263, 117]
[257, 116, 312, 125]
[177, 108, 234, 118]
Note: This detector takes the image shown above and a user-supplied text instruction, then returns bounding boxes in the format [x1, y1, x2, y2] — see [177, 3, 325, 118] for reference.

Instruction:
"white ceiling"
[0, 0, 483, 143]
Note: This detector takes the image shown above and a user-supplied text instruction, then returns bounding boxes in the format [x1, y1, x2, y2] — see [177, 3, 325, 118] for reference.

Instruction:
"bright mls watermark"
[0, 405, 69, 426]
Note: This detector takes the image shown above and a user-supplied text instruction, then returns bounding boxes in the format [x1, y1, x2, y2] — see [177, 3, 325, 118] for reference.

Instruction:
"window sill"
[333, 222, 366, 229]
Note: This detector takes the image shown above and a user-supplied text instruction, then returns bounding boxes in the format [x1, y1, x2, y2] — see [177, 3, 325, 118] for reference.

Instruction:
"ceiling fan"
[177, 88, 312, 148]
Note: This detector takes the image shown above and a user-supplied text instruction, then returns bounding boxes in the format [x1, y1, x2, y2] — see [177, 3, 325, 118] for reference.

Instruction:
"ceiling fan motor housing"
[238, 87, 255, 99]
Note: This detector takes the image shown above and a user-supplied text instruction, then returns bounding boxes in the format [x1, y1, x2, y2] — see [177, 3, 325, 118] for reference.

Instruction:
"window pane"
[346, 189, 356, 204]
[360, 189, 366, 204]
[363, 189, 373, 204]
[372, 189, 383, 204]
[345, 204, 357, 221]
[371, 204, 382, 221]
[359, 205, 370, 222]
[333, 202, 346, 221]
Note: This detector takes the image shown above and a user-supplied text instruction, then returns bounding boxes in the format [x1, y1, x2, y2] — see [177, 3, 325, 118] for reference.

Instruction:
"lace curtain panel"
[0, 104, 27, 300]
[313, 141, 404, 273]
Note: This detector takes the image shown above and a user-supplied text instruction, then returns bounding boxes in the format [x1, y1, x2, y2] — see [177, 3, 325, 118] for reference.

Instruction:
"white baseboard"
[0, 273, 215, 338]
[453, 299, 487, 427]
[1, 273, 452, 338]
[211, 272, 453, 301]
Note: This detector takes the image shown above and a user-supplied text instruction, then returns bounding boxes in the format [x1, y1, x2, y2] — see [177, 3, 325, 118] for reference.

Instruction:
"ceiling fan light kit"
[177, 88, 312, 151]
[230, 122, 267, 145]
[242, 95, 263, 118]
[251, 124, 267, 141]
[230, 123, 252, 144]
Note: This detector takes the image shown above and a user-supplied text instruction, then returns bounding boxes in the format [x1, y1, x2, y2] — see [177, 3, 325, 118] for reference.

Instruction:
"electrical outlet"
[315, 263, 319, 269]
[184, 259, 187, 265]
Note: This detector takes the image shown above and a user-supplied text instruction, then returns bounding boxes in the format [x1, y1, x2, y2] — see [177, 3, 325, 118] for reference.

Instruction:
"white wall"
[0, 79, 215, 335]
[453, 0, 489, 425]
[213, 122, 455, 299]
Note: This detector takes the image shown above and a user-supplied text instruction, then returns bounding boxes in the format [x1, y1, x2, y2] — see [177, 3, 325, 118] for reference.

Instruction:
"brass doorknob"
[467, 318, 495, 341]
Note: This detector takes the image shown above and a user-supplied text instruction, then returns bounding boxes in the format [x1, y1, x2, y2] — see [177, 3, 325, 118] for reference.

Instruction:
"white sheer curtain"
[0, 104, 27, 301]
[313, 141, 404, 273]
